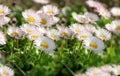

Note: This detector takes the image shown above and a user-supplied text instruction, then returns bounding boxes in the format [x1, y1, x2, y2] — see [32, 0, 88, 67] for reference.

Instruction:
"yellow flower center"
[116, 24, 120, 30]
[92, 72, 98, 76]
[11, 32, 18, 37]
[50, 34, 57, 39]
[90, 42, 98, 48]
[0, 9, 4, 14]
[117, 71, 120, 75]
[80, 18, 85, 23]
[27, 16, 35, 22]
[89, 17, 93, 21]
[75, 29, 80, 33]
[100, 34, 106, 39]
[40, 42, 48, 48]
[80, 34, 87, 39]
[26, 29, 31, 33]
[1, 72, 8, 76]
[61, 32, 68, 37]
[47, 10, 53, 14]
[31, 34, 38, 39]
[41, 19, 47, 25]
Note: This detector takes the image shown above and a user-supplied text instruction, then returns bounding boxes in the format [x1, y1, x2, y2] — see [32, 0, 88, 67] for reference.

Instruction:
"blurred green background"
[0, 0, 120, 9]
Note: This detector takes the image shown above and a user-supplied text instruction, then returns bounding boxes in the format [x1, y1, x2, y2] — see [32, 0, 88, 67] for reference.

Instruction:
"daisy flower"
[110, 20, 120, 33]
[112, 65, 120, 75]
[57, 25, 72, 39]
[33, 0, 50, 4]
[84, 12, 99, 22]
[86, 67, 111, 76]
[98, 8, 111, 19]
[86, 0, 104, 11]
[110, 7, 120, 16]
[46, 29, 60, 40]
[27, 29, 42, 41]
[22, 9, 40, 25]
[83, 36, 105, 53]
[20, 24, 36, 35]
[84, 24, 96, 33]
[105, 23, 113, 32]
[7, 26, 24, 39]
[0, 16, 10, 27]
[95, 29, 111, 41]
[0, 5, 10, 16]
[69, 23, 84, 34]
[0, 65, 14, 76]
[37, 12, 53, 27]
[37, 26, 47, 35]
[51, 16, 60, 25]
[76, 31, 92, 40]
[100, 65, 113, 72]
[72, 12, 88, 23]
[41, 5, 59, 15]
[0, 31, 6, 45]
[34, 36, 56, 53]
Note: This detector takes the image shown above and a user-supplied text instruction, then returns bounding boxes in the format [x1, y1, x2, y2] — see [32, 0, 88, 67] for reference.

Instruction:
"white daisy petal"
[34, 36, 56, 53]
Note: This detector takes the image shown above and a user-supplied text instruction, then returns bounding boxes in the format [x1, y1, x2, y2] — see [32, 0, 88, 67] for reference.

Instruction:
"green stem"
[13, 63, 26, 76]
[38, 51, 43, 63]
[61, 62, 75, 76]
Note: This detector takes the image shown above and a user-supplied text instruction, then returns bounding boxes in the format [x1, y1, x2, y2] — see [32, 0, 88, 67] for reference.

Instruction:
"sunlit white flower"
[41, 5, 59, 15]
[86, 0, 104, 11]
[0, 5, 10, 16]
[86, 67, 111, 76]
[83, 36, 105, 53]
[70, 23, 84, 34]
[22, 9, 40, 25]
[57, 25, 72, 38]
[0, 65, 14, 76]
[112, 65, 120, 76]
[98, 8, 111, 19]
[0, 31, 6, 45]
[110, 7, 120, 16]
[110, 20, 120, 33]
[76, 31, 92, 40]
[84, 24, 96, 33]
[34, 36, 56, 53]
[20, 24, 36, 35]
[27, 29, 42, 41]
[37, 12, 53, 27]
[33, 0, 50, 4]
[95, 29, 111, 41]
[100, 65, 113, 72]
[84, 12, 99, 22]
[51, 16, 60, 25]
[37, 26, 47, 35]
[72, 12, 88, 23]
[105, 23, 113, 32]
[47, 29, 60, 40]
[7, 26, 24, 39]
[0, 16, 10, 27]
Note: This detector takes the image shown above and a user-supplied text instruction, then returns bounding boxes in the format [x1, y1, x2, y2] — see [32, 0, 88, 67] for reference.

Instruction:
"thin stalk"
[61, 62, 75, 76]
[13, 63, 26, 76]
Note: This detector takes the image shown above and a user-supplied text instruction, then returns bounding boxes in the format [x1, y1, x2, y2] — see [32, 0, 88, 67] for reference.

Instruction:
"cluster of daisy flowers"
[0, 0, 120, 76]
[75, 64, 120, 76]
[0, 0, 119, 58]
